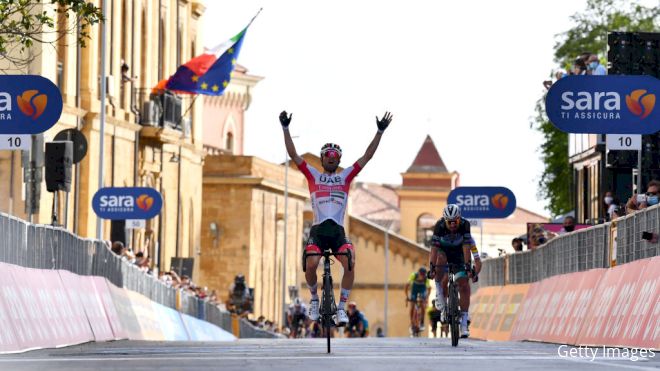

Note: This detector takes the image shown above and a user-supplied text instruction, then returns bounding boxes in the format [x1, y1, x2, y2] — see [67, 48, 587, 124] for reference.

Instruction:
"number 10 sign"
[606, 134, 642, 151]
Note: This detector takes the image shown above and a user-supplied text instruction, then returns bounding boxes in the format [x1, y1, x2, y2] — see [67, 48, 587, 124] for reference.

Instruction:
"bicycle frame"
[303, 248, 352, 353]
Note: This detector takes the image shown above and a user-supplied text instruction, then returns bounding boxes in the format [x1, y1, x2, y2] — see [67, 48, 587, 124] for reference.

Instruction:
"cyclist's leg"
[336, 241, 355, 309]
[434, 250, 448, 308]
[304, 243, 322, 298]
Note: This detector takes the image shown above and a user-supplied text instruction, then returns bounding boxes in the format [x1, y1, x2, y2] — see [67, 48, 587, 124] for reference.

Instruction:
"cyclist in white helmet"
[429, 204, 481, 338]
[279, 110, 393, 326]
[287, 297, 309, 338]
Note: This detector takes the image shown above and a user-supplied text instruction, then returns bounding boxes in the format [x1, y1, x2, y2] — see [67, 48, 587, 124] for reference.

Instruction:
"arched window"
[226, 132, 234, 153]
[416, 213, 436, 246]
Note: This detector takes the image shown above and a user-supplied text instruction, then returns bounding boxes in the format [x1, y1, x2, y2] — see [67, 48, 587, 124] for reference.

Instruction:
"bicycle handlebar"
[303, 249, 353, 272]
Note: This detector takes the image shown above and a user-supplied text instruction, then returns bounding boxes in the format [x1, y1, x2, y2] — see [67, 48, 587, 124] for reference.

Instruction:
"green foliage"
[534, 0, 660, 216]
[0, 0, 103, 68]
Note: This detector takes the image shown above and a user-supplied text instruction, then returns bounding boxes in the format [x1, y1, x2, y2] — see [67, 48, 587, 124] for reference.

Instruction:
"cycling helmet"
[348, 301, 357, 308]
[320, 143, 342, 158]
[443, 204, 461, 221]
[293, 297, 302, 306]
[235, 274, 245, 284]
[418, 267, 427, 275]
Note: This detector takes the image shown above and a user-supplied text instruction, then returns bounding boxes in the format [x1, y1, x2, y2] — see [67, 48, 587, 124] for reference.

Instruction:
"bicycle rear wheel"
[448, 281, 459, 347]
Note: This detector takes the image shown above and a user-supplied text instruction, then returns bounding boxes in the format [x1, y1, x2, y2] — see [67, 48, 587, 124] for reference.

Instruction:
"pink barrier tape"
[56, 270, 99, 341]
[181, 313, 236, 341]
[510, 275, 558, 341]
[151, 301, 190, 341]
[59, 271, 114, 342]
[126, 290, 165, 341]
[91, 277, 127, 340]
[577, 256, 660, 349]
[107, 284, 143, 340]
[36, 269, 95, 346]
[0, 263, 23, 353]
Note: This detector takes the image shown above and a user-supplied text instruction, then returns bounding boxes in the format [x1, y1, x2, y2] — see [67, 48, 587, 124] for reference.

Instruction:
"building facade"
[0, 0, 207, 276]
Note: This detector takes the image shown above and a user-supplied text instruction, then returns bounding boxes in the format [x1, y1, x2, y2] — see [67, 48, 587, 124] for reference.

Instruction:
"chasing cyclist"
[429, 204, 481, 338]
[404, 267, 431, 333]
[280, 110, 393, 326]
[287, 298, 309, 338]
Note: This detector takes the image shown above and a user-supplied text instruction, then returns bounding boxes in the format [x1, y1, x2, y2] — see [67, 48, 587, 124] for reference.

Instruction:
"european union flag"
[164, 8, 261, 95]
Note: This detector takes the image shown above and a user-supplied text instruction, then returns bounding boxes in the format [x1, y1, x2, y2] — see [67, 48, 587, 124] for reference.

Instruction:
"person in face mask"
[559, 216, 577, 235]
[603, 191, 619, 221]
[587, 54, 607, 75]
[626, 180, 660, 214]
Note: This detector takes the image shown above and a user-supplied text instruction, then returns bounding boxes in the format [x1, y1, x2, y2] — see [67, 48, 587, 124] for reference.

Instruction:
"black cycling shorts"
[437, 245, 466, 266]
[306, 219, 353, 253]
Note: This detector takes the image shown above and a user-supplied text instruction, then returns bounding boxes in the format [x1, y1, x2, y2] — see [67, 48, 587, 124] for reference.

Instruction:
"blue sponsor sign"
[448, 187, 516, 219]
[92, 187, 162, 220]
[545, 75, 660, 134]
[0, 75, 63, 134]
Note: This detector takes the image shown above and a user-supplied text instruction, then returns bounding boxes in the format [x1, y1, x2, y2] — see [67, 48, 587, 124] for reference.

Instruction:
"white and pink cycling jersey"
[296, 160, 362, 227]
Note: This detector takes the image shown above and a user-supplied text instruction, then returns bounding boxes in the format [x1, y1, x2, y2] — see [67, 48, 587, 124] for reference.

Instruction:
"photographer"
[626, 180, 659, 214]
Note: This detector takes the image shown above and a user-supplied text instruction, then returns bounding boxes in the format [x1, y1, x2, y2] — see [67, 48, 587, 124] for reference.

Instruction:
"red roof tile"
[406, 135, 448, 173]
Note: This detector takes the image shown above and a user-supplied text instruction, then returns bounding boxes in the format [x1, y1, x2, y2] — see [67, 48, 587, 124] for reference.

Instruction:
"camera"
[636, 194, 647, 204]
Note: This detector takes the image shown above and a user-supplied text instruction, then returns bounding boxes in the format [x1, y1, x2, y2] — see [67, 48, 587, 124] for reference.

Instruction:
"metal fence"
[479, 205, 659, 286]
[0, 212, 275, 339]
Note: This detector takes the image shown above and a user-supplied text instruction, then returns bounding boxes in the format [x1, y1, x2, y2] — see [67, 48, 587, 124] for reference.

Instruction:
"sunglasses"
[323, 150, 340, 159]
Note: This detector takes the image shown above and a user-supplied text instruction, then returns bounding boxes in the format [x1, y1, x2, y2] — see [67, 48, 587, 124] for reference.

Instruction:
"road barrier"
[479, 205, 659, 286]
[0, 212, 278, 353]
[470, 255, 660, 349]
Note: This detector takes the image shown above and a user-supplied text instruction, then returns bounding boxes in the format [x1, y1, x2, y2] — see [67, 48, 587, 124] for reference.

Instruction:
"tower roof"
[406, 135, 448, 173]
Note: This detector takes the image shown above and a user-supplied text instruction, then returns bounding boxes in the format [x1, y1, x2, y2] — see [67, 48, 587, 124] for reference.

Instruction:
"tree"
[0, 0, 103, 69]
[533, 0, 660, 217]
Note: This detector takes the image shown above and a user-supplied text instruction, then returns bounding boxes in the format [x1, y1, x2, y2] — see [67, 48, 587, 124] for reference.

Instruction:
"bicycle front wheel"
[448, 282, 459, 347]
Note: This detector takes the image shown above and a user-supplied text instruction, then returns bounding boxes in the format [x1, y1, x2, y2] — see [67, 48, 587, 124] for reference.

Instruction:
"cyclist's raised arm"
[280, 111, 303, 165]
[356, 111, 392, 168]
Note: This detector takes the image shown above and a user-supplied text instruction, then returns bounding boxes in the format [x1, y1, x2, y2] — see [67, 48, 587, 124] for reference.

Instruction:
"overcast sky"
[202, 0, 595, 217]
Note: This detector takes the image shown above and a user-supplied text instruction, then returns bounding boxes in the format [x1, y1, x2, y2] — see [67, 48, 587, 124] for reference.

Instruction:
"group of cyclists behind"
[279, 109, 481, 339]
[286, 298, 369, 339]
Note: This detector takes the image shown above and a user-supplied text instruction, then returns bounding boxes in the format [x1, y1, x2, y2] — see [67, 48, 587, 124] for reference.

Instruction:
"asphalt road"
[1, 338, 658, 371]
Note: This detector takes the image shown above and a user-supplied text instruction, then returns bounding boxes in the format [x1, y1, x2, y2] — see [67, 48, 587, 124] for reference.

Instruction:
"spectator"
[626, 180, 660, 214]
[511, 237, 524, 252]
[376, 327, 384, 338]
[587, 54, 607, 75]
[110, 241, 124, 255]
[558, 216, 577, 235]
[427, 300, 442, 338]
[134, 251, 145, 265]
[603, 191, 619, 221]
[573, 57, 587, 75]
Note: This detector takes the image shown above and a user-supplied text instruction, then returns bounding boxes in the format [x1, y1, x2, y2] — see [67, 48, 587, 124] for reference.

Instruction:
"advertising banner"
[0, 75, 63, 134]
[447, 187, 516, 219]
[546, 75, 659, 134]
[92, 187, 163, 220]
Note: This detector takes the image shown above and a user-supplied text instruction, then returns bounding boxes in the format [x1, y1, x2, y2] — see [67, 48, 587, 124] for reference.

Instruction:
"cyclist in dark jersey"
[429, 204, 481, 338]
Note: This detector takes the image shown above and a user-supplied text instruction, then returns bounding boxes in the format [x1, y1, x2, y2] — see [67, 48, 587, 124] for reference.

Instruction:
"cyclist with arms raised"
[280, 110, 393, 326]
[429, 204, 481, 338]
[404, 267, 431, 332]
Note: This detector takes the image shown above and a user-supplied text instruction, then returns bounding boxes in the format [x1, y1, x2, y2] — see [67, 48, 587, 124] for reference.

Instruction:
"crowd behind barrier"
[0, 212, 278, 342]
[478, 205, 660, 287]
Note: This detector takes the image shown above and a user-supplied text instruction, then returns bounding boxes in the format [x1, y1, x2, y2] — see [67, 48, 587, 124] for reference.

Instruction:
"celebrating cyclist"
[280, 110, 393, 326]
[429, 204, 481, 338]
[404, 267, 431, 332]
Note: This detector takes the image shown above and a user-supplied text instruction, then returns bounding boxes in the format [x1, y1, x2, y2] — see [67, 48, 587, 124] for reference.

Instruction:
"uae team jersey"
[296, 160, 362, 227]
